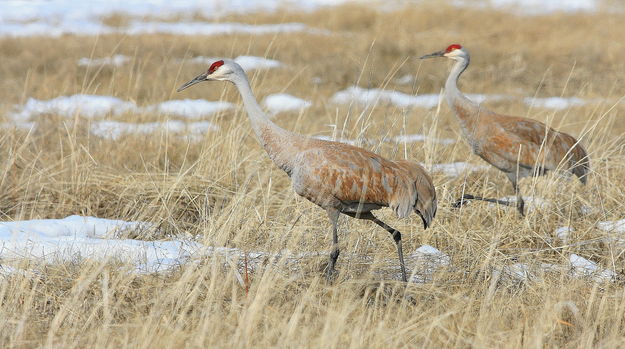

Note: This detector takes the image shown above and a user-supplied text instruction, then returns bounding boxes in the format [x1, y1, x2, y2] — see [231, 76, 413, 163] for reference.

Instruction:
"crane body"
[421, 44, 589, 215]
[178, 59, 437, 281]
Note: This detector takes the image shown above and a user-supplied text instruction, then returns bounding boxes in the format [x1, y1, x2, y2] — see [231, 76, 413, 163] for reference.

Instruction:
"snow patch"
[524, 97, 586, 110]
[77, 54, 130, 67]
[331, 87, 441, 109]
[152, 100, 234, 119]
[597, 219, 625, 233]
[426, 162, 490, 177]
[487, 196, 550, 212]
[90, 120, 218, 141]
[331, 87, 508, 109]
[10, 95, 134, 120]
[408, 245, 450, 283]
[555, 226, 574, 242]
[394, 74, 414, 85]
[7, 95, 232, 121]
[188, 56, 283, 71]
[569, 254, 615, 282]
[263, 93, 312, 115]
[0, 215, 200, 273]
[392, 134, 455, 145]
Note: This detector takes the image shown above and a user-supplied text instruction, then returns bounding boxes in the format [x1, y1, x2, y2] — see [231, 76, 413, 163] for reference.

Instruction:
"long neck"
[231, 74, 285, 140]
[444, 56, 481, 138]
[444, 56, 471, 106]
[230, 73, 299, 175]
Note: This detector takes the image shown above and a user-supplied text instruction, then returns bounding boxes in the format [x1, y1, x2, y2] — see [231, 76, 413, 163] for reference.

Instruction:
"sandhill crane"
[177, 59, 436, 282]
[420, 44, 589, 216]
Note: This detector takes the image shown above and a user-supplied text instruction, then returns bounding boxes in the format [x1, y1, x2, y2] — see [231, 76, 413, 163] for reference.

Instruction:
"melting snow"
[331, 86, 441, 109]
[490, 196, 551, 212]
[569, 254, 615, 282]
[487, 0, 597, 14]
[555, 226, 574, 242]
[152, 100, 234, 119]
[394, 74, 414, 85]
[263, 93, 312, 115]
[0, 215, 200, 273]
[124, 21, 324, 36]
[408, 245, 450, 283]
[10, 95, 134, 120]
[7, 95, 233, 121]
[77, 54, 130, 67]
[524, 97, 586, 110]
[426, 162, 490, 177]
[331, 87, 508, 109]
[392, 134, 455, 145]
[234, 56, 284, 70]
[188, 56, 283, 71]
[597, 219, 625, 233]
[90, 120, 218, 141]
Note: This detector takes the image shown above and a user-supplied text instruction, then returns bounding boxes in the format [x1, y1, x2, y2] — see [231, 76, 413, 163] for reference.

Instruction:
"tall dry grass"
[1, 3, 625, 347]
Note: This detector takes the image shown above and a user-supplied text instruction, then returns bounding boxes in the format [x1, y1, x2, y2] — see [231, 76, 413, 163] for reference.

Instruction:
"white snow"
[426, 162, 490, 177]
[491, 195, 551, 212]
[10, 95, 135, 120]
[124, 21, 324, 36]
[392, 134, 455, 145]
[597, 219, 625, 233]
[0, 0, 616, 38]
[263, 93, 312, 115]
[555, 226, 574, 242]
[331, 87, 508, 109]
[569, 254, 615, 282]
[0, 21, 325, 38]
[0, 215, 200, 273]
[487, 0, 597, 14]
[7, 95, 233, 122]
[394, 74, 414, 85]
[233, 56, 284, 71]
[152, 100, 234, 119]
[90, 120, 219, 141]
[188, 55, 283, 71]
[77, 54, 130, 67]
[331, 87, 441, 109]
[524, 97, 586, 110]
[408, 245, 450, 283]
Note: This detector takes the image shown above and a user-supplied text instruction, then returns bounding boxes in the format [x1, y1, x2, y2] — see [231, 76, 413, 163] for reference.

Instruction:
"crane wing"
[291, 141, 436, 227]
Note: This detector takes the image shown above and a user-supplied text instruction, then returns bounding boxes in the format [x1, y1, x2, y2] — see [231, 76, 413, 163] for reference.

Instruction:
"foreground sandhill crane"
[177, 59, 437, 282]
[420, 44, 589, 216]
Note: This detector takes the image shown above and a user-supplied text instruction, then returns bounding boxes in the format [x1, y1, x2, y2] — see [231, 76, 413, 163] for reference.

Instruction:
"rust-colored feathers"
[291, 139, 437, 228]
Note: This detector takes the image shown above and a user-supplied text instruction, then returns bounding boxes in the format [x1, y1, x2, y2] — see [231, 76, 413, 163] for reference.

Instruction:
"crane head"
[420, 44, 467, 61]
[177, 59, 237, 92]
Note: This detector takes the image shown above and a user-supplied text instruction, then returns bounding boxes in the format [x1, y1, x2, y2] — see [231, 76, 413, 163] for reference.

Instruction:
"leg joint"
[391, 230, 401, 243]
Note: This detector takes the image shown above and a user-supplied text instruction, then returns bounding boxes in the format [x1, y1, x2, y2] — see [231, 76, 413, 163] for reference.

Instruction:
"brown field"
[1, 3, 625, 348]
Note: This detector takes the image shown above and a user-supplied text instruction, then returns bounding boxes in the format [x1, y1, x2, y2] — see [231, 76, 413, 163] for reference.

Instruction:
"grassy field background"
[1, 2, 625, 347]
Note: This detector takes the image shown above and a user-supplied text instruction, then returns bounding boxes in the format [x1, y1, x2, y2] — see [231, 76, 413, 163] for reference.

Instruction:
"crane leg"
[452, 194, 518, 208]
[326, 208, 340, 282]
[344, 212, 408, 282]
[509, 179, 525, 216]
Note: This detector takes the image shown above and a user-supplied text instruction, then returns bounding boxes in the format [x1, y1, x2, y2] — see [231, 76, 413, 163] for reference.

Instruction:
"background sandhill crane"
[420, 44, 589, 216]
[177, 59, 437, 282]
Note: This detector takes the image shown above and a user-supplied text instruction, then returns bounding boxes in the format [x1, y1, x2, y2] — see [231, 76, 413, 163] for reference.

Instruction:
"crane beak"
[419, 50, 445, 59]
[177, 72, 209, 92]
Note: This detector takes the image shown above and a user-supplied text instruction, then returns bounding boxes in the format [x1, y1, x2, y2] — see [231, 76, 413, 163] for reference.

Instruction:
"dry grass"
[1, 3, 625, 347]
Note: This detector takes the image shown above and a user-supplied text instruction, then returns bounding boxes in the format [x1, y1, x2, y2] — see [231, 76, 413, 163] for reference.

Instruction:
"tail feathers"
[571, 145, 590, 184]
[565, 137, 590, 185]
[414, 176, 437, 229]
[389, 161, 437, 228]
